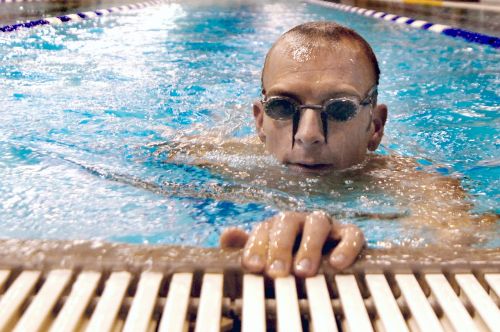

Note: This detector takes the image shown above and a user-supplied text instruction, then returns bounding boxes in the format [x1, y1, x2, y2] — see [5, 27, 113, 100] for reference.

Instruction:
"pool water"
[0, 0, 498, 247]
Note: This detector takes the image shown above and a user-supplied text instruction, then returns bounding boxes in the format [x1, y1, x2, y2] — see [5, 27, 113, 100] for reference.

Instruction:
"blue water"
[0, 0, 498, 247]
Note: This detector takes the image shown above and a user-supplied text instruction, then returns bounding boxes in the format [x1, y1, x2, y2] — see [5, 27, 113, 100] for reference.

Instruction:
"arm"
[375, 154, 498, 245]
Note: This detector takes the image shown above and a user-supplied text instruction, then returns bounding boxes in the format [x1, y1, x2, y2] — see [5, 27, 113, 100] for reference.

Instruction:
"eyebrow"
[265, 88, 301, 101]
[265, 88, 361, 102]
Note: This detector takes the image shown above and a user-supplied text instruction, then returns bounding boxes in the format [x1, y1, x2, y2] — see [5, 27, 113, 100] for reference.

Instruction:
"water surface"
[0, 0, 498, 247]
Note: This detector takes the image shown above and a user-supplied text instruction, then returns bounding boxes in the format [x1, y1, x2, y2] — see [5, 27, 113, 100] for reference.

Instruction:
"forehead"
[263, 37, 375, 95]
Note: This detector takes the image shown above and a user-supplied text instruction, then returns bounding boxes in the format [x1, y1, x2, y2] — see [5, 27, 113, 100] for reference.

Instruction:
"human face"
[254, 38, 385, 172]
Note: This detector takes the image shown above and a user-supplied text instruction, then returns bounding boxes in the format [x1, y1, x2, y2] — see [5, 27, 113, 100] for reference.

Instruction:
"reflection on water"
[0, 0, 498, 248]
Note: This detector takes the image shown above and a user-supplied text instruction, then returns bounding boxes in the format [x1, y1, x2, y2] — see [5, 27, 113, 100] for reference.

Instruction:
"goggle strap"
[292, 111, 300, 148]
[321, 111, 328, 143]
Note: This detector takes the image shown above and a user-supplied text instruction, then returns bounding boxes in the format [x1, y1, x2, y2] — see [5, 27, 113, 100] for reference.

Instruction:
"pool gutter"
[0, 238, 499, 272]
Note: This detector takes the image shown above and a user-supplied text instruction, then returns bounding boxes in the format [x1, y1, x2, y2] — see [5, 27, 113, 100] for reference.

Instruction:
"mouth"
[287, 162, 333, 173]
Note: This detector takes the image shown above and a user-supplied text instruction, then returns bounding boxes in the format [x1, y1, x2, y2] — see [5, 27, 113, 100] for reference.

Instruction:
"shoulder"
[151, 133, 265, 164]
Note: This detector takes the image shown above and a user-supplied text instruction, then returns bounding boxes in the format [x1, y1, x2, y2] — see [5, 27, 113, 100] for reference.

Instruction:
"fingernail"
[247, 254, 262, 267]
[295, 258, 311, 273]
[269, 260, 285, 273]
[330, 254, 345, 265]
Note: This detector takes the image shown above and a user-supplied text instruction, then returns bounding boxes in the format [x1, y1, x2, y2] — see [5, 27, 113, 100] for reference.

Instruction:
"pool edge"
[0, 238, 498, 273]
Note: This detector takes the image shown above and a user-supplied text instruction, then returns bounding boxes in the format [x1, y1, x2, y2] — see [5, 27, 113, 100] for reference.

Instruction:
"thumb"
[220, 227, 249, 249]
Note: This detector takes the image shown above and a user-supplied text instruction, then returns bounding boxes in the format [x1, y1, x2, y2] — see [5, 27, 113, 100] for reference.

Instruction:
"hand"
[220, 211, 365, 278]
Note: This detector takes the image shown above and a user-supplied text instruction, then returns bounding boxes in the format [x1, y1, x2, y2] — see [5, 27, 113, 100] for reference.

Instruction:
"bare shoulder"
[365, 153, 463, 193]
[149, 132, 265, 164]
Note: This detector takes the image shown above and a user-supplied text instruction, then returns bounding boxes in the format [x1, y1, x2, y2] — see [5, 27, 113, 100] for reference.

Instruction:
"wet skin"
[220, 211, 365, 278]
[255, 38, 387, 172]
[220, 37, 387, 278]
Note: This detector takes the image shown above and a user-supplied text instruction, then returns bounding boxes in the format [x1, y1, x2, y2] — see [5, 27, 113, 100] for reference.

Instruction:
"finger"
[293, 211, 331, 277]
[241, 221, 271, 273]
[220, 227, 249, 249]
[329, 224, 365, 270]
[266, 212, 304, 278]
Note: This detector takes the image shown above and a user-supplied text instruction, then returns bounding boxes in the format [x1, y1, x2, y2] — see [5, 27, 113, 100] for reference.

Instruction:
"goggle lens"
[324, 99, 358, 122]
[264, 98, 297, 120]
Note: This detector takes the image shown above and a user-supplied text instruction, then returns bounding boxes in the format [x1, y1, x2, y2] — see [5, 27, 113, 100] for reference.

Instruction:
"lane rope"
[1, 0, 42, 2]
[0, 0, 166, 32]
[1, 0, 45, 2]
[306, 0, 500, 48]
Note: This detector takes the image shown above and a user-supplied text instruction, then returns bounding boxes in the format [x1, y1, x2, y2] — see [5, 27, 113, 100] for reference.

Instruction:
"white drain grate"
[0, 267, 499, 331]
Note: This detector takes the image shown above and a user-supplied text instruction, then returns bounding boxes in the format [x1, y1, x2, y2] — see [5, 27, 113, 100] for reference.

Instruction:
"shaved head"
[261, 21, 380, 93]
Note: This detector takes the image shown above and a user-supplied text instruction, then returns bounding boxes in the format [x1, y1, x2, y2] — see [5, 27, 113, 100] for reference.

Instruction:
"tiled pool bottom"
[0, 239, 499, 331]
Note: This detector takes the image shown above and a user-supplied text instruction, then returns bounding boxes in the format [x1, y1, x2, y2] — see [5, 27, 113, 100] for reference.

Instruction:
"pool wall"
[2, 0, 499, 48]
[307, 0, 500, 47]
[0, 0, 167, 32]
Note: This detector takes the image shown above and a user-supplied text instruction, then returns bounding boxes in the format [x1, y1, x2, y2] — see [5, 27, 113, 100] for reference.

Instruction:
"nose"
[293, 109, 325, 148]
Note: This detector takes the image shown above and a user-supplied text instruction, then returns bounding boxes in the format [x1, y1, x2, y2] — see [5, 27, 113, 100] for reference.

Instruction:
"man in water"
[159, 21, 495, 278]
[218, 21, 384, 278]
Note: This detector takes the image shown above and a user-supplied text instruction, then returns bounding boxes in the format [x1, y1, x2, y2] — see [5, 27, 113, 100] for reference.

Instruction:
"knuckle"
[253, 220, 269, 233]
[307, 211, 332, 228]
[343, 224, 362, 236]
[311, 210, 329, 218]
[278, 211, 294, 220]
[339, 224, 365, 248]
[280, 211, 305, 224]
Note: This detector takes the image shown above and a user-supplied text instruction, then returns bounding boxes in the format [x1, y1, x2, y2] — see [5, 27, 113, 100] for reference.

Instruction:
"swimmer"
[154, 21, 497, 278]
[219, 22, 382, 278]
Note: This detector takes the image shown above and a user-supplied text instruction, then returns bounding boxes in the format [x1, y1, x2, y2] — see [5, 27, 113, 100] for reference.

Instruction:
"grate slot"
[485, 274, 500, 298]
[426, 273, 478, 332]
[455, 273, 500, 332]
[305, 274, 337, 332]
[365, 274, 409, 332]
[49, 271, 101, 332]
[395, 273, 444, 332]
[85, 271, 131, 332]
[158, 272, 193, 332]
[242, 274, 265, 332]
[335, 274, 373, 332]
[0, 271, 10, 292]
[13, 269, 72, 332]
[123, 272, 163, 332]
[275, 276, 302, 332]
[194, 273, 224, 332]
[0, 270, 41, 332]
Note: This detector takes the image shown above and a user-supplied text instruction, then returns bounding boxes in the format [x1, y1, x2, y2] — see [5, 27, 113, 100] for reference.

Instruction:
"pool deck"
[0, 0, 499, 36]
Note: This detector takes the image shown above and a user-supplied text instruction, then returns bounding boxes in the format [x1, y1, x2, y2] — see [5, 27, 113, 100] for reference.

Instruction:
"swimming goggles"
[262, 85, 378, 145]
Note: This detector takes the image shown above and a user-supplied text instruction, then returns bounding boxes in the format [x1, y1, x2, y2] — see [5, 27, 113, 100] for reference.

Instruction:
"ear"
[368, 103, 388, 151]
[253, 100, 266, 143]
